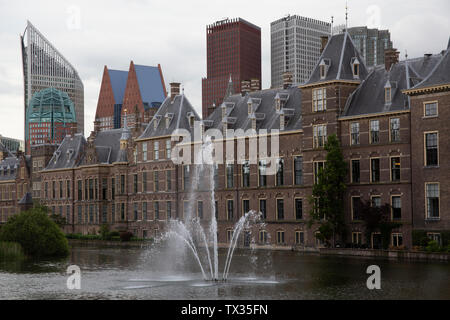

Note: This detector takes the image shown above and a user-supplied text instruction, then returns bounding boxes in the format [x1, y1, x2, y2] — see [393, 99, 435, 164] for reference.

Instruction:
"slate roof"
[343, 52, 443, 117]
[108, 69, 129, 104]
[18, 192, 33, 205]
[134, 65, 166, 109]
[45, 133, 86, 170]
[139, 93, 201, 139]
[303, 32, 369, 86]
[93, 129, 124, 164]
[205, 86, 302, 132]
[0, 157, 20, 181]
[409, 47, 450, 91]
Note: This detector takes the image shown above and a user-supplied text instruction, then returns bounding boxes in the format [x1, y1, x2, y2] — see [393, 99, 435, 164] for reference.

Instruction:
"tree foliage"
[0, 205, 69, 257]
[308, 134, 348, 246]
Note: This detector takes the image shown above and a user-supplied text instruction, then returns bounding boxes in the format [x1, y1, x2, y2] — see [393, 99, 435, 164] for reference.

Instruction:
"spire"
[224, 74, 234, 98]
[331, 16, 334, 36]
[345, 1, 349, 30]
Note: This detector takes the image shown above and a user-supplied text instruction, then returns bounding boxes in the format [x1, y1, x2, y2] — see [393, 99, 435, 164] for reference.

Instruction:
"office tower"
[21, 21, 84, 153]
[95, 62, 166, 131]
[340, 26, 393, 67]
[202, 18, 261, 119]
[271, 15, 331, 88]
[26, 88, 77, 150]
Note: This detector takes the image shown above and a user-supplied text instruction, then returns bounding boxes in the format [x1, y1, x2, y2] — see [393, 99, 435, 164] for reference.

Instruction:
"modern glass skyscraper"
[271, 15, 331, 88]
[344, 27, 393, 67]
[21, 21, 84, 154]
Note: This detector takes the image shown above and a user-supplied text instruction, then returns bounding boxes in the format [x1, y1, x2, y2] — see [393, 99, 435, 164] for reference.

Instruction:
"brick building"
[95, 62, 167, 131]
[202, 18, 261, 119]
[3, 33, 449, 250]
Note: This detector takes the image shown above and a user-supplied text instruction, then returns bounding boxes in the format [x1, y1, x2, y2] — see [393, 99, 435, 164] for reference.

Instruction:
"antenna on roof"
[345, 1, 349, 30]
[331, 16, 334, 36]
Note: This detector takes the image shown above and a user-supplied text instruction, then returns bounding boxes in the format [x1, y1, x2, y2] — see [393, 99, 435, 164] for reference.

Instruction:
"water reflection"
[0, 243, 449, 300]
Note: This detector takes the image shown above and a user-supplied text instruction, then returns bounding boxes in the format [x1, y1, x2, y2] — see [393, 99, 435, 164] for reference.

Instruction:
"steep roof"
[134, 65, 166, 108]
[139, 93, 201, 139]
[45, 134, 86, 170]
[108, 69, 128, 104]
[409, 48, 450, 91]
[303, 33, 369, 86]
[0, 156, 20, 181]
[343, 52, 442, 117]
[93, 129, 124, 164]
[0, 141, 14, 158]
[205, 86, 302, 132]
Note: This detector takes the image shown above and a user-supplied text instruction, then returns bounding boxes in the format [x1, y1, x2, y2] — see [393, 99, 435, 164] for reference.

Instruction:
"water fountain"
[165, 137, 263, 281]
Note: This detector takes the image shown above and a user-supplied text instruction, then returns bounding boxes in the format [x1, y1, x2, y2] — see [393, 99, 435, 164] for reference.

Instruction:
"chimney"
[241, 80, 251, 96]
[384, 48, 400, 71]
[250, 79, 260, 92]
[282, 72, 293, 89]
[320, 36, 329, 54]
[169, 82, 181, 100]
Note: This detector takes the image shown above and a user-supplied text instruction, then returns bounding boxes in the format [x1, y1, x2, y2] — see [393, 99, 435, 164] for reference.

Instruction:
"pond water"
[0, 242, 449, 300]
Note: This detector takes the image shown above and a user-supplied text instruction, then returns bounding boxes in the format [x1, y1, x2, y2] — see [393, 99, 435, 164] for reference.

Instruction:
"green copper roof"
[27, 88, 77, 124]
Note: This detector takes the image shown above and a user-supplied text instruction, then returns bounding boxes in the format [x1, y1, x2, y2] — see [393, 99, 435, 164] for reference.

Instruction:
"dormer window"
[251, 118, 256, 131]
[154, 119, 158, 130]
[351, 57, 360, 78]
[221, 104, 227, 119]
[280, 114, 285, 131]
[247, 98, 253, 115]
[274, 93, 281, 111]
[319, 59, 330, 80]
[384, 81, 392, 104]
[187, 113, 195, 128]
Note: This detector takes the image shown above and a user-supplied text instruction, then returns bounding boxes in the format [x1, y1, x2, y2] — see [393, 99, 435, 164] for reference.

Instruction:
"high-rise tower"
[202, 18, 261, 119]
[21, 21, 84, 154]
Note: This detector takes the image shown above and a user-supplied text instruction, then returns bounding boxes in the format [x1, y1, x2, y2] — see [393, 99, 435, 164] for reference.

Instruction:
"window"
[312, 88, 326, 112]
[166, 140, 171, 159]
[424, 102, 438, 117]
[154, 202, 160, 220]
[142, 142, 147, 161]
[77, 205, 82, 224]
[385, 87, 391, 103]
[120, 203, 125, 221]
[77, 180, 82, 200]
[392, 233, 403, 247]
[102, 205, 107, 223]
[243, 199, 250, 215]
[259, 199, 267, 220]
[166, 170, 171, 191]
[391, 157, 401, 181]
[371, 158, 380, 183]
[154, 141, 159, 160]
[89, 179, 94, 200]
[277, 231, 285, 244]
[52, 181, 56, 199]
[143, 202, 147, 221]
[352, 197, 362, 221]
[353, 63, 360, 77]
[370, 120, 380, 144]
[313, 125, 327, 148]
[314, 161, 325, 184]
[391, 196, 401, 220]
[350, 122, 360, 145]
[276, 158, 284, 186]
[295, 231, 305, 245]
[120, 175, 125, 194]
[227, 200, 234, 220]
[133, 174, 138, 193]
[215, 201, 218, 220]
[259, 230, 268, 244]
[226, 162, 234, 188]
[295, 199, 303, 220]
[154, 171, 159, 192]
[142, 172, 147, 193]
[133, 203, 138, 221]
[371, 196, 381, 208]
[167, 201, 172, 220]
[183, 165, 190, 190]
[294, 156, 303, 185]
[45, 181, 49, 199]
[426, 183, 439, 219]
[351, 160, 360, 183]
[427, 233, 441, 245]
[111, 178, 115, 200]
[198, 201, 203, 219]
[425, 132, 438, 166]
[242, 161, 250, 188]
[258, 160, 267, 186]
[67, 180, 71, 198]
[213, 164, 219, 190]
[390, 118, 400, 142]
[277, 199, 284, 220]
[227, 230, 234, 243]
[352, 232, 362, 245]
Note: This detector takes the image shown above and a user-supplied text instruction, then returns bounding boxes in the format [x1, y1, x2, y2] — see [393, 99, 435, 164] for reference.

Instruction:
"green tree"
[0, 205, 69, 257]
[308, 134, 348, 247]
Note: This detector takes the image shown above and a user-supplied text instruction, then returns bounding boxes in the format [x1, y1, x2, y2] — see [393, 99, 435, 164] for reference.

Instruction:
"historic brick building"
[3, 33, 449, 251]
[95, 62, 167, 131]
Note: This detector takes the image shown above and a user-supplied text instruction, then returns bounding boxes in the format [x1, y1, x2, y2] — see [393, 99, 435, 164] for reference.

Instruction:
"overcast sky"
[0, 0, 449, 140]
